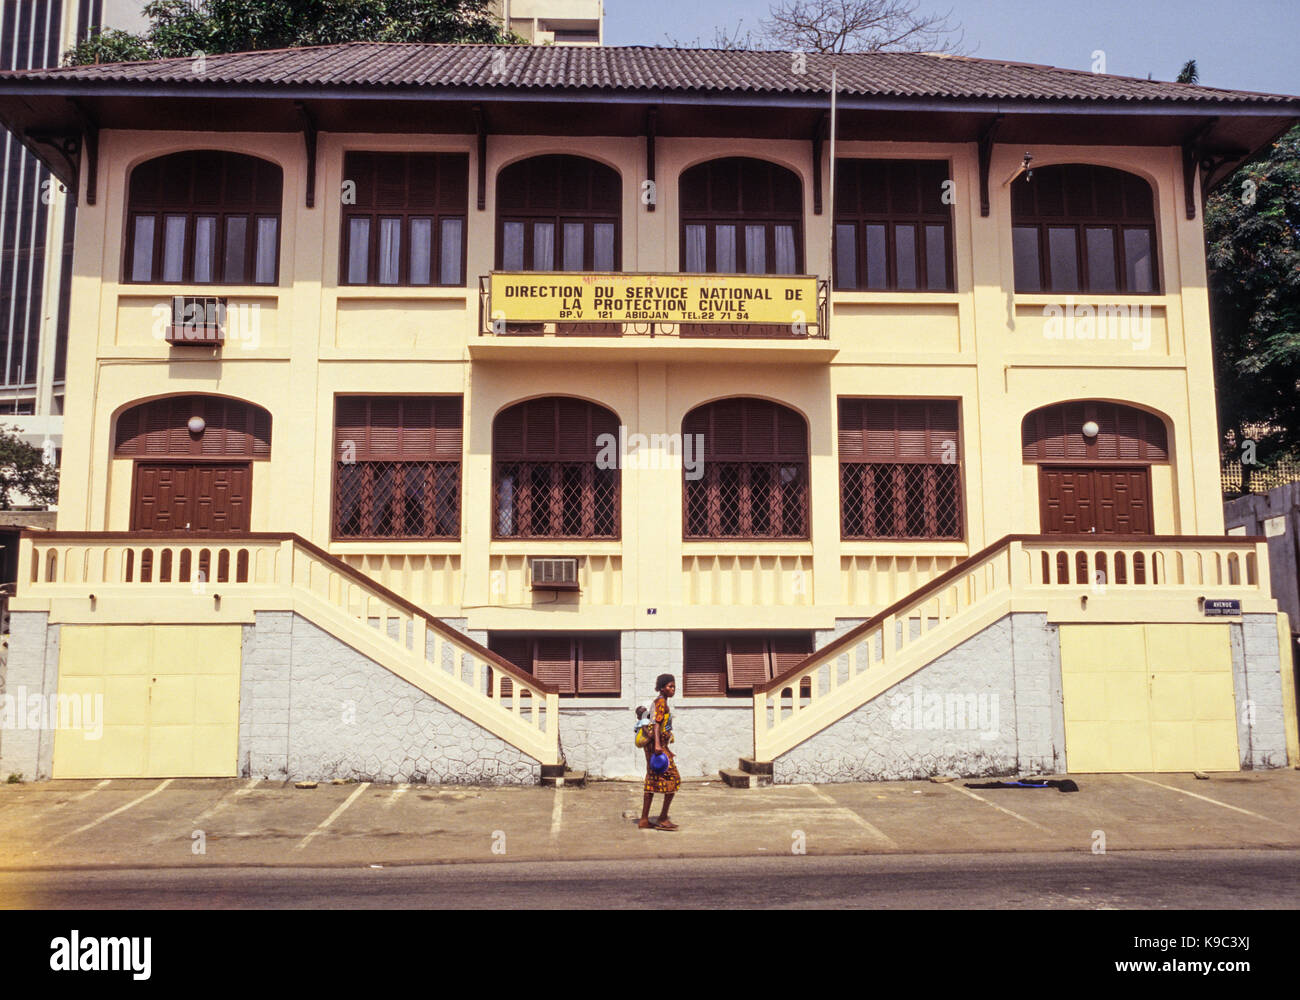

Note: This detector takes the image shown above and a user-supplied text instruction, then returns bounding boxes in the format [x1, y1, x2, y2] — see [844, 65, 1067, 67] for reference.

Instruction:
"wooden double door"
[1039, 466, 1152, 535]
[132, 462, 251, 533]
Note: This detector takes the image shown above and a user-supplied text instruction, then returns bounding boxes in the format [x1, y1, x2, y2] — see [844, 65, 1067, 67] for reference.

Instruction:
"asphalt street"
[1, 850, 1295, 908]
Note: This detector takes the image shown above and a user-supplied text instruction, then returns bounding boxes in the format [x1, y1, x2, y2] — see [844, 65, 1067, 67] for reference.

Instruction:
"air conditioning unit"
[530, 556, 580, 591]
[166, 296, 226, 346]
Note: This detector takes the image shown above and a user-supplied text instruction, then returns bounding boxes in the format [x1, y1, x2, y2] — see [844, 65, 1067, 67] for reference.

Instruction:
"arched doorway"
[115, 395, 272, 532]
[1022, 401, 1168, 535]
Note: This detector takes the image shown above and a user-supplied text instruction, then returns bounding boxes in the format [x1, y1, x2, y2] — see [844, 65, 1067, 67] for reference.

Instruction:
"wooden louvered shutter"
[726, 636, 771, 691]
[525, 399, 558, 458]
[533, 636, 576, 694]
[746, 400, 777, 458]
[896, 401, 928, 460]
[577, 634, 621, 695]
[712, 400, 745, 458]
[335, 397, 369, 460]
[557, 398, 593, 459]
[399, 398, 434, 458]
[771, 634, 815, 696]
[488, 635, 531, 699]
[838, 398, 865, 460]
[683, 635, 727, 697]
[433, 397, 463, 459]
[369, 398, 401, 458]
[865, 401, 896, 459]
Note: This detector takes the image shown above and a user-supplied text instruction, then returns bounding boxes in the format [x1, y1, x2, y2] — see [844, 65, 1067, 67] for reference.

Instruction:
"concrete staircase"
[540, 764, 587, 787]
[719, 757, 772, 788]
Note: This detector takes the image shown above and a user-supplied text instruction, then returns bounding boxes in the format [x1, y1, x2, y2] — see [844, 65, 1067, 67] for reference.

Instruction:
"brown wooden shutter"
[1022, 402, 1168, 463]
[368, 398, 401, 458]
[487, 635, 531, 699]
[576, 634, 621, 695]
[533, 636, 576, 694]
[116, 396, 272, 459]
[771, 633, 815, 697]
[726, 636, 771, 691]
[770, 634, 814, 675]
[432, 397, 464, 459]
[683, 635, 727, 697]
[838, 398, 864, 460]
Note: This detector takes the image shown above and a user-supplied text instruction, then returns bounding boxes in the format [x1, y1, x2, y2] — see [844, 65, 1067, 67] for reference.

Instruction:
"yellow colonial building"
[0, 44, 1295, 784]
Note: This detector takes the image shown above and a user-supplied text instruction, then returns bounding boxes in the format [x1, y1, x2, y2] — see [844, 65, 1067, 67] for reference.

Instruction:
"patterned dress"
[643, 696, 682, 794]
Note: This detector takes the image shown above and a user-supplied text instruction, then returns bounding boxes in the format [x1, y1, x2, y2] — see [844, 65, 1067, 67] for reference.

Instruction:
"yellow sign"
[490, 272, 818, 325]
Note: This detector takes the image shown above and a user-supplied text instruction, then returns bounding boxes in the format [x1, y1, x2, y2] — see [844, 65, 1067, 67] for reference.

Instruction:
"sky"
[603, 0, 1300, 98]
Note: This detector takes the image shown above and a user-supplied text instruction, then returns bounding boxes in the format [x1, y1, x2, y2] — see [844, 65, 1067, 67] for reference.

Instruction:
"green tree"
[66, 0, 515, 65]
[0, 427, 58, 510]
[1177, 59, 1199, 84]
[1205, 124, 1300, 488]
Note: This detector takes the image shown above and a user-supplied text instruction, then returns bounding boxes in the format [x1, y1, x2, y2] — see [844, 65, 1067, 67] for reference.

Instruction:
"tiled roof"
[4, 43, 1296, 105]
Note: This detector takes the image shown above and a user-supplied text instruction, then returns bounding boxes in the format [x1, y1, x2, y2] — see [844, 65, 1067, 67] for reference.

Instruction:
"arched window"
[680, 158, 803, 274]
[115, 394, 272, 535]
[125, 151, 283, 285]
[1022, 401, 1168, 537]
[496, 155, 621, 272]
[493, 397, 620, 539]
[1021, 401, 1168, 463]
[1011, 164, 1158, 294]
[115, 394, 271, 458]
[683, 398, 808, 539]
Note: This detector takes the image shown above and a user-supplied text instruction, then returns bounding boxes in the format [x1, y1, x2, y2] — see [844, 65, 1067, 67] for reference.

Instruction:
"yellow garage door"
[53, 625, 241, 779]
[1060, 624, 1239, 773]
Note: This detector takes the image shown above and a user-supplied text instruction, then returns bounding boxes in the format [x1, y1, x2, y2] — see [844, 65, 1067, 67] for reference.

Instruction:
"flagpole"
[827, 64, 838, 292]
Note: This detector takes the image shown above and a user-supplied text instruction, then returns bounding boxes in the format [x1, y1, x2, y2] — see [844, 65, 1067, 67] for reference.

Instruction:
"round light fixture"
[187, 416, 206, 434]
[1082, 420, 1100, 439]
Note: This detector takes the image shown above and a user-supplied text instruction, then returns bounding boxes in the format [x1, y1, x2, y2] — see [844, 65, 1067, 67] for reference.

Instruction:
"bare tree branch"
[762, 0, 966, 54]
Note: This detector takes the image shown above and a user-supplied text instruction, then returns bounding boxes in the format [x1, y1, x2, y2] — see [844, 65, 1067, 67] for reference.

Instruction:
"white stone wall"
[1232, 614, 1290, 768]
[774, 614, 1065, 783]
[239, 612, 540, 784]
[0, 612, 59, 780]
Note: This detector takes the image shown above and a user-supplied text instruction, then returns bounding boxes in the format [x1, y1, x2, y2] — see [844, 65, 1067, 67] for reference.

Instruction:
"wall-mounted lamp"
[1082, 420, 1100, 439]
[187, 416, 206, 435]
[1003, 152, 1036, 188]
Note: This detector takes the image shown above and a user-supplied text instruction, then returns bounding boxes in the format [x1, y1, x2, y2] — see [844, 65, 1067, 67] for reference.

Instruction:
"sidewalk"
[1, 770, 1297, 870]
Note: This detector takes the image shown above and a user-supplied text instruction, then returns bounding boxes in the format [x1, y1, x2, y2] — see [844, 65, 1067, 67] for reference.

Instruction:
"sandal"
[654, 820, 679, 831]
[637, 818, 656, 829]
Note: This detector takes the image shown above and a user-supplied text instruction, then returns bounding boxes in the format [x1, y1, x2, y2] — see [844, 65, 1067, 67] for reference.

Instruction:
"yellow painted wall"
[56, 129, 1228, 630]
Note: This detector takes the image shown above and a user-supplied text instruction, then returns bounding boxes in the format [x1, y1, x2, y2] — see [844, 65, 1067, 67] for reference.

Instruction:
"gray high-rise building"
[0, 1, 146, 458]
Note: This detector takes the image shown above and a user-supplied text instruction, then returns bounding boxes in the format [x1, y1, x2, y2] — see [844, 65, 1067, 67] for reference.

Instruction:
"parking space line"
[45, 779, 173, 848]
[946, 783, 1051, 832]
[382, 783, 410, 811]
[192, 778, 262, 825]
[550, 785, 563, 841]
[294, 782, 370, 851]
[10, 779, 112, 824]
[1122, 773, 1284, 824]
[800, 785, 898, 847]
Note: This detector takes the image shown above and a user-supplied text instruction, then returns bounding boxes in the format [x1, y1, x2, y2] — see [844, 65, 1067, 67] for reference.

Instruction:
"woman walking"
[639, 673, 681, 830]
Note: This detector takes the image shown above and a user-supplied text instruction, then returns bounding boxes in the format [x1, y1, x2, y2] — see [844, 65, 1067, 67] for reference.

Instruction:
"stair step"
[738, 757, 773, 776]
[541, 770, 586, 788]
[720, 768, 771, 789]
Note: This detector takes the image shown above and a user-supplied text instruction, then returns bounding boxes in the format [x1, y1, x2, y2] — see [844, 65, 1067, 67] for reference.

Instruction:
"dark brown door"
[133, 463, 251, 533]
[1039, 466, 1151, 535]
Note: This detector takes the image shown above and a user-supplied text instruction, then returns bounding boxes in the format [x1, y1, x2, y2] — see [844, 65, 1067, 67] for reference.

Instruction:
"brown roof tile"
[4, 43, 1297, 106]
